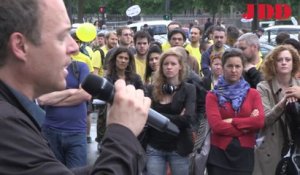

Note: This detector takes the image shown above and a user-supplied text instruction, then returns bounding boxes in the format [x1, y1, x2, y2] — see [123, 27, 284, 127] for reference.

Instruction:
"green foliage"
[84, 0, 100, 13]
[66, 0, 300, 23]
[135, 0, 164, 14]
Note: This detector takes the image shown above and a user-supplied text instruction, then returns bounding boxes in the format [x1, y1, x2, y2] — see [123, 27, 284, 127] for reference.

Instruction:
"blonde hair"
[261, 45, 300, 81]
[152, 50, 187, 102]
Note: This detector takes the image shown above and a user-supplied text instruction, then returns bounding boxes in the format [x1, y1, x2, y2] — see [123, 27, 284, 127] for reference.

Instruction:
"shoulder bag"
[189, 118, 210, 175]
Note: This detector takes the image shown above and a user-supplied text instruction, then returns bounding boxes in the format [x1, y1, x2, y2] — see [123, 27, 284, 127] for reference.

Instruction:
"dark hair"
[257, 27, 264, 33]
[226, 26, 241, 47]
[116, 26, 131, 36]
[283, 38, 300, 52]
[202, 25, 215, 42]
[149, 41, 162, 50]
[97, 32, 105, 37]
[168, 28, 186, 42]
[221, 48, 245, 67]
[0, 0, 41, 66]
[191, 25, 203, 35]
[133, 31, 151, 45]
[212, 26, 226, 33]
[276, 32, 290, 45]
[93, 20, 99, 28]
[145, 45, 162, 83]
[200, 40, 211, 54]
[106, 47, 136, 82]
[167, 21, 182, 32]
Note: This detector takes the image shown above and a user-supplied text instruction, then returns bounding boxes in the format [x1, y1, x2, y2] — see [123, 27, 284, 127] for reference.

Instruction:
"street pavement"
[87, 112, 99, 166]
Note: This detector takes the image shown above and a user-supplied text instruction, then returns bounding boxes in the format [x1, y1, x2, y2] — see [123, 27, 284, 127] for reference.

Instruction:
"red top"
[206, 88, 264, 150]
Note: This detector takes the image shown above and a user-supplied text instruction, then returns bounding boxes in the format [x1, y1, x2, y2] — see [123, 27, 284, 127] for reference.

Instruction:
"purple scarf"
[212, 76, 250, 112]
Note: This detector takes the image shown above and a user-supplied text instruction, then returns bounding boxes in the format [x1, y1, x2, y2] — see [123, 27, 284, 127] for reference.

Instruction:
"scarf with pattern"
[212, 76, 250, 112]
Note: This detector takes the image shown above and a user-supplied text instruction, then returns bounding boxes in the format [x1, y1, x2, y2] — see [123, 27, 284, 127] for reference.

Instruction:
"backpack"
[79, 44, 92, 58]
[71, 61, 80, 85]
[276, 145, 300, 175]
[92, 47, 105, 68]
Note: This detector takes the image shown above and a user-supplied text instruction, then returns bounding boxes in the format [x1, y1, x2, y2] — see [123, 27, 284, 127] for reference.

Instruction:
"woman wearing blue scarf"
[205, 48, 264, 175]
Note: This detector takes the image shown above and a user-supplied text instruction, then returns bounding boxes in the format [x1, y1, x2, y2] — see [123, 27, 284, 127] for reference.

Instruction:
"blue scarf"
[212, 76, 250, 112]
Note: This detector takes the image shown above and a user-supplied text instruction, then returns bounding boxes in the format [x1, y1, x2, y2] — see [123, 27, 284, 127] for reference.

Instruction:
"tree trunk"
[298, 2, 300, 25]
[212, 13, 216, 24]
[64, 0, 74, 23]
[77, 0, 85, 23]
[251, 0, 258, 32]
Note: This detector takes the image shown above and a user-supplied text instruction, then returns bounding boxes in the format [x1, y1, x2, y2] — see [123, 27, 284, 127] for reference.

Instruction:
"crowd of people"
[1, 0, 300, 175]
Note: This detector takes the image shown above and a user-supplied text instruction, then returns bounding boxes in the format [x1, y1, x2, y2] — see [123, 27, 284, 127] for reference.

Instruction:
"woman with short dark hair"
[206, 48, 264, 175]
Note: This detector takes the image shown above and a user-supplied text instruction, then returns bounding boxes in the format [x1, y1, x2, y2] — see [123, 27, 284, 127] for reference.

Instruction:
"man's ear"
[251, 44, 258, 51]
[9, 32, 28, 61]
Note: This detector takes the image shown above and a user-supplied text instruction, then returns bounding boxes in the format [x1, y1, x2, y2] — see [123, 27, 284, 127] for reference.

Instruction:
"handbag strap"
[267, 81, 293, 146]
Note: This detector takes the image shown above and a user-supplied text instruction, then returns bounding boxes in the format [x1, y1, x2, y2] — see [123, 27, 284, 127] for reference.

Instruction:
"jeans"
[146, 145, 189, 175]
[42, 126, 87, 168]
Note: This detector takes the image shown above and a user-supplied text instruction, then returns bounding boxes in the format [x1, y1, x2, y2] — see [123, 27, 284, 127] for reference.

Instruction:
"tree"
[64, 0, 300, 25]
[77, 0, 85, 22]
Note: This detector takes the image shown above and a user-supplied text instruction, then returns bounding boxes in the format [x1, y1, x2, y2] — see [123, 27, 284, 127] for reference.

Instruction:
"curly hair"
[261, 45, 300, 81]
[152, 50, 187, 102]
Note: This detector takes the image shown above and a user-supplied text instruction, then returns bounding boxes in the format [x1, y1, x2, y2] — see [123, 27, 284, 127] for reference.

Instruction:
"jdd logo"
[242, 4, 292, 20]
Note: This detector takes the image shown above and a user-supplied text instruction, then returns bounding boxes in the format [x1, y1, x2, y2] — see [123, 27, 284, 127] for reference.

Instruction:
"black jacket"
[106, 73, 144, 90]
[146, 82, 196, 156]
[0, 80, 145, 175]
[244, 67, 263, 88]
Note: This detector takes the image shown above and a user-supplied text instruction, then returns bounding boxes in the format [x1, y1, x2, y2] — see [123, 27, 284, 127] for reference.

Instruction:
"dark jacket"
[243, 67, 263, 88]
[0, 80, 145, 175]
[106, 73, 144, 90]
[186, 70, 207, 117]
[147, 82, 196, 156]
[201, 46, 213, 77]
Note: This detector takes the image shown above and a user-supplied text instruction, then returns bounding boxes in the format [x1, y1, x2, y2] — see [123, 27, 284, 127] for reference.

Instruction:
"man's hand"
[106, 79, 151, 136]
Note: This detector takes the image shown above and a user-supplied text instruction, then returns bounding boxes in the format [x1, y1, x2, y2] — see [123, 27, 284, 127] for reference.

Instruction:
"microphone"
[82, 74, 180, 136]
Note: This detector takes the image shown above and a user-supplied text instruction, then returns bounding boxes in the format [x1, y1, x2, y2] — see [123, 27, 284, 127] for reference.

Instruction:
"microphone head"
[82, 74, 114, 102]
